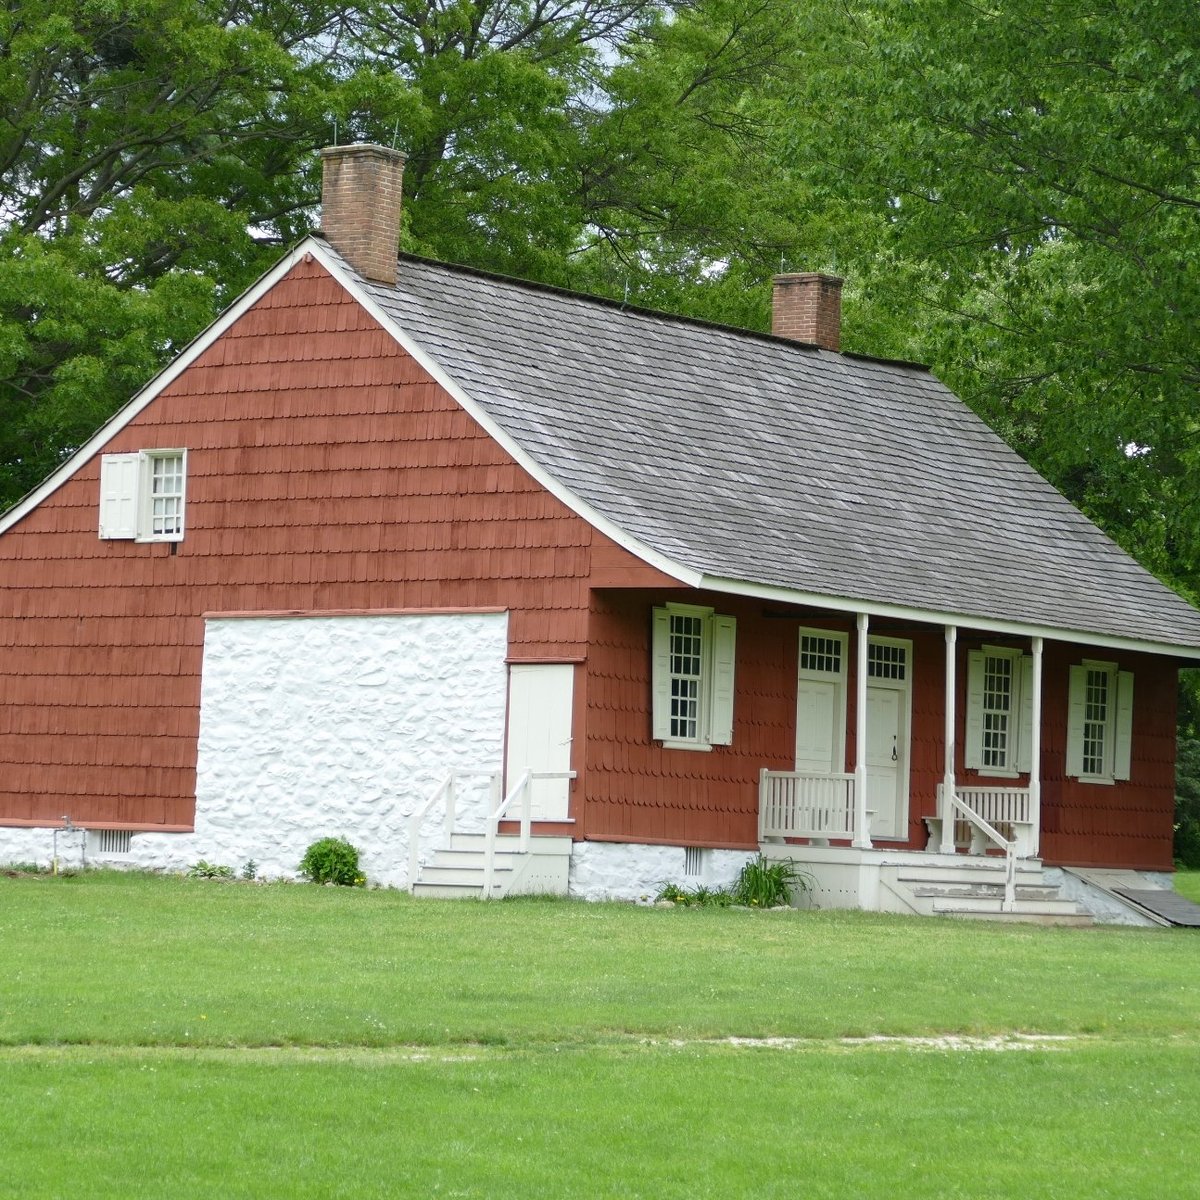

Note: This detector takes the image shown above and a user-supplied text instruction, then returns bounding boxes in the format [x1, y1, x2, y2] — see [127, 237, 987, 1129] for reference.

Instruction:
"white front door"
[864, 638, 912, 840]
[795, 630, 848, 774]
[505, 663, 574, 820]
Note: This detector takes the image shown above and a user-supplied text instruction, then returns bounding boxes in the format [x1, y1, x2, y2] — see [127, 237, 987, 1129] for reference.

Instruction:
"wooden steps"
[410, 832, 571, 899]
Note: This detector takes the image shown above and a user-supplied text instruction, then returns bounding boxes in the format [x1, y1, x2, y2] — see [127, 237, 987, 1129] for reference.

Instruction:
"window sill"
[660, 739, 713, 753]
[1073, 774, 1115, 786]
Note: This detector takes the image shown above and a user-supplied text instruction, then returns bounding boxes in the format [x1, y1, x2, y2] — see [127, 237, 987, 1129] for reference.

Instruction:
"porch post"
[941, 625, 957, 854]
[1029, 635, 1043, 858]
[853, 612, 872, 849]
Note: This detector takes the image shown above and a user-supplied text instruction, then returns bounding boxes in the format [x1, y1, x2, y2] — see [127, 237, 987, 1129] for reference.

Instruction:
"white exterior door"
[505, 664, 574, 820]
[864, 638, 912, 841]
[795, 630, 847, 774]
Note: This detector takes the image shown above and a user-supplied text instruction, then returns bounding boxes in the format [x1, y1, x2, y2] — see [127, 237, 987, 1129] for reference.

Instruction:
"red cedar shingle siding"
[584, 604, 1176, 869]
[0, 259, 661, 829]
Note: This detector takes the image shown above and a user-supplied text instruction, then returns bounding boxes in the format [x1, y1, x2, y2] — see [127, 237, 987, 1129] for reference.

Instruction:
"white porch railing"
[407, 768, 501, 890]
[935, 784, 1034, 857]
[759, 769, 858, 841]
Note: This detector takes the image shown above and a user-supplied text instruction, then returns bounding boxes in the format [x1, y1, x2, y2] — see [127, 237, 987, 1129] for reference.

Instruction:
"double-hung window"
[1066, 660, 1133, 784]
[99, 449, 187, 542]
[965, 646, 1033, 775]
[651, 605, 736, 750]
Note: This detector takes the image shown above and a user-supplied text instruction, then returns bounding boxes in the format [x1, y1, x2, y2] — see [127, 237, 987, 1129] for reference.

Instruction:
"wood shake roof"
[343, 244, 1200, 651]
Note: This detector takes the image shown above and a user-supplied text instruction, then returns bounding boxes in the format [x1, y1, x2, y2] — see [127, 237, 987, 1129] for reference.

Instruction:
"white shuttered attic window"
[98, 450, 187, 542]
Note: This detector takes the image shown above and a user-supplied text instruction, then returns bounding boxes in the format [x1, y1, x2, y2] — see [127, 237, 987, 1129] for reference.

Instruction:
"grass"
[1, 870, 1198, 1198]
[1174, 867, 1200, 903]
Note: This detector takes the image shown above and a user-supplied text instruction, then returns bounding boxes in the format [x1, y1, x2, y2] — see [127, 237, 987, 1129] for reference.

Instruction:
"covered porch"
[757, 616, 1048, 916]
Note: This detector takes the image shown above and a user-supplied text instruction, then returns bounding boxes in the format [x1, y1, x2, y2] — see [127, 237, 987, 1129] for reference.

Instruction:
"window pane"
[669, 615, 704, 740]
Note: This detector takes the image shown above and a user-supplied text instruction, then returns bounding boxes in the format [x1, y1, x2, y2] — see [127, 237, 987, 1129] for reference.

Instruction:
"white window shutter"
[1065, 665, 1086, 777]
[651, 608, 672, 741]
[709, 615, 737, 746]
[1114, 670, 1134, 781]
[1016, 655, 1034, 773]
[964, 650, 984, 769]
[98, 453, 140, 539]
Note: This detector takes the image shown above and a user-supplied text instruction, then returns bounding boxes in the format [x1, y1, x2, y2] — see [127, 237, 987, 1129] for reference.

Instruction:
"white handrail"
[948, 793, 1017, 912]
[481, 770, 577, 898]
[407, 768, 500, 892]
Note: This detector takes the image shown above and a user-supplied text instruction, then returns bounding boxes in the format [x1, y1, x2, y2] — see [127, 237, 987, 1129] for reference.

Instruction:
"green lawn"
[1, 871, 1198, 1198]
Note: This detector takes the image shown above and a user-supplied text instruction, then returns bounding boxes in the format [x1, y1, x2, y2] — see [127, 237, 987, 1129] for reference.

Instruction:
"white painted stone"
[1043, 867, 1175, 927]
[567, 840, 754, 902]
[0, 612, 508, 888]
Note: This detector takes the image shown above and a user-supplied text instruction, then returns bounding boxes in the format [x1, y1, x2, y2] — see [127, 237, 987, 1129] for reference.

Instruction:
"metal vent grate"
[95, 829, 132, 855]
[683, 846, 704, 877]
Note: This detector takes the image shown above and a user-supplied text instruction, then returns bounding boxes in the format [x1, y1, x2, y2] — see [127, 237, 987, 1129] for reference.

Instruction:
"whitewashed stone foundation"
[0, 612, 509, 887]
[567, 840, 755, 902]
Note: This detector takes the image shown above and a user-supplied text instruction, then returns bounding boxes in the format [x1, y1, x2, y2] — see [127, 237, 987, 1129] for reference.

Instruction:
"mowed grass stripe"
[3, 872, 1199, 1048]
[3, 1040, 1197, 1199]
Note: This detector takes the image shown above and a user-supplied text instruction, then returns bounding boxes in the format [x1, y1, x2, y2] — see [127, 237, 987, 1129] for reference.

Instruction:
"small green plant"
[187, 860, 235, 880]
[241, 859, 259, 881]
[732, 856, 807, 908]
[654, 881, 734, 907]
[298, 838, 365, 887]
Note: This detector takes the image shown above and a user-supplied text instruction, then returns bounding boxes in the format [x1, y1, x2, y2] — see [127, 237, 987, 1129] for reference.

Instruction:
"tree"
[0, 0, 341, 507]
[778, 0, 1200, 593]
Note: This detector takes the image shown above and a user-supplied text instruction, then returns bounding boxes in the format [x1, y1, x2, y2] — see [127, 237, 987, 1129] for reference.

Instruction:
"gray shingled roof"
[343, 247, 1200, 650]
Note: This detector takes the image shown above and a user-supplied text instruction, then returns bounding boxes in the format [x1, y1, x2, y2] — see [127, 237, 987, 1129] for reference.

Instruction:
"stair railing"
[947, 793, 1017, 912]
[481, 770, 577, 898]
[408, 768, 501, 892]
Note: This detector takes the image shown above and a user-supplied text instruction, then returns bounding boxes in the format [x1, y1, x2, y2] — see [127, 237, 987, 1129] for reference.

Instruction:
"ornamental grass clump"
[298, 837, 366, 887]
[732, 855, 806, 908]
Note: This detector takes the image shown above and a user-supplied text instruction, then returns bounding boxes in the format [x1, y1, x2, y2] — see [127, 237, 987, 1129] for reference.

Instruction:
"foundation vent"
[91, 829, 133, 855]
[684, 846, 704, 877]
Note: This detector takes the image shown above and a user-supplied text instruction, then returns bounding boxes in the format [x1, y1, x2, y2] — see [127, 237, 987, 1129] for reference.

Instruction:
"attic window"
[99, 450, 187, 542]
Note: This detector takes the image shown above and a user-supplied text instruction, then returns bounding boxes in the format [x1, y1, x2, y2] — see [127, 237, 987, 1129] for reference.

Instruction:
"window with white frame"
[965, 646, 1033, 775]
[651, 605, 736, 750]
[99, 449, 187, 542]
[1066, 660, 1133, 784]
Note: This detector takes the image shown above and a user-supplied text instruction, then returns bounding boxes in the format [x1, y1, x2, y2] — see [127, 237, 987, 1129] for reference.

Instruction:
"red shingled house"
[3, 144, 1198, 922]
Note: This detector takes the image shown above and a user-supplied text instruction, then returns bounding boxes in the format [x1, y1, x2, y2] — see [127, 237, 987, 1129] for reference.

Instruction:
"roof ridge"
[317, 234, 932, 372]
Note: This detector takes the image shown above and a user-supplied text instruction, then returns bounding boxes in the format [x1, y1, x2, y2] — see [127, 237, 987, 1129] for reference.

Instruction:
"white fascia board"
[697, 573, 1200, 661]
[304, 239, 701, 589]
[0, 244, 315, 537]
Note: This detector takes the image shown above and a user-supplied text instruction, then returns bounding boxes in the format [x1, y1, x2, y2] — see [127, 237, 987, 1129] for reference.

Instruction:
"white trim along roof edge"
[3, 235, 1197, 661]
[0, 244, 315, 538]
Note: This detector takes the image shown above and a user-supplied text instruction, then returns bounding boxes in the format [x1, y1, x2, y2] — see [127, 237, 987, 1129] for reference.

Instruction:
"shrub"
[299, 837, 365, 887]
[188, 860, 235, 880]
[732, 856, 806, 908]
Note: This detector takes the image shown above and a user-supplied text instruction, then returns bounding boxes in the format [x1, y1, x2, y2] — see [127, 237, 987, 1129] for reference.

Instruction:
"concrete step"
[891, 862, 1045, 885]
[930, 895, 1084, 917]
[911, 884, 1062, 902]
[938, 907, 1094, 927]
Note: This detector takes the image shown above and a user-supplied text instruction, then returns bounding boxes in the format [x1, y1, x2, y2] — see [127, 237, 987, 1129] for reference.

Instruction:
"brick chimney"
[771, 272, 843, 351]
[318, 143, 407, 285]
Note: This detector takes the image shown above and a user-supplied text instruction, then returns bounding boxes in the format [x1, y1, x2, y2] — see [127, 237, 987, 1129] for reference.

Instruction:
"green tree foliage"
[783, 0, 1200, 593]
[0, 0, 340, 505]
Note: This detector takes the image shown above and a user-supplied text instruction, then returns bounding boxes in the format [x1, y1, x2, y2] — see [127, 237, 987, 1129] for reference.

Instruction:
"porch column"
[941, 625, 957, 854]
[1029, 635, 1043, 858]
[853, 612, 872, 849]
